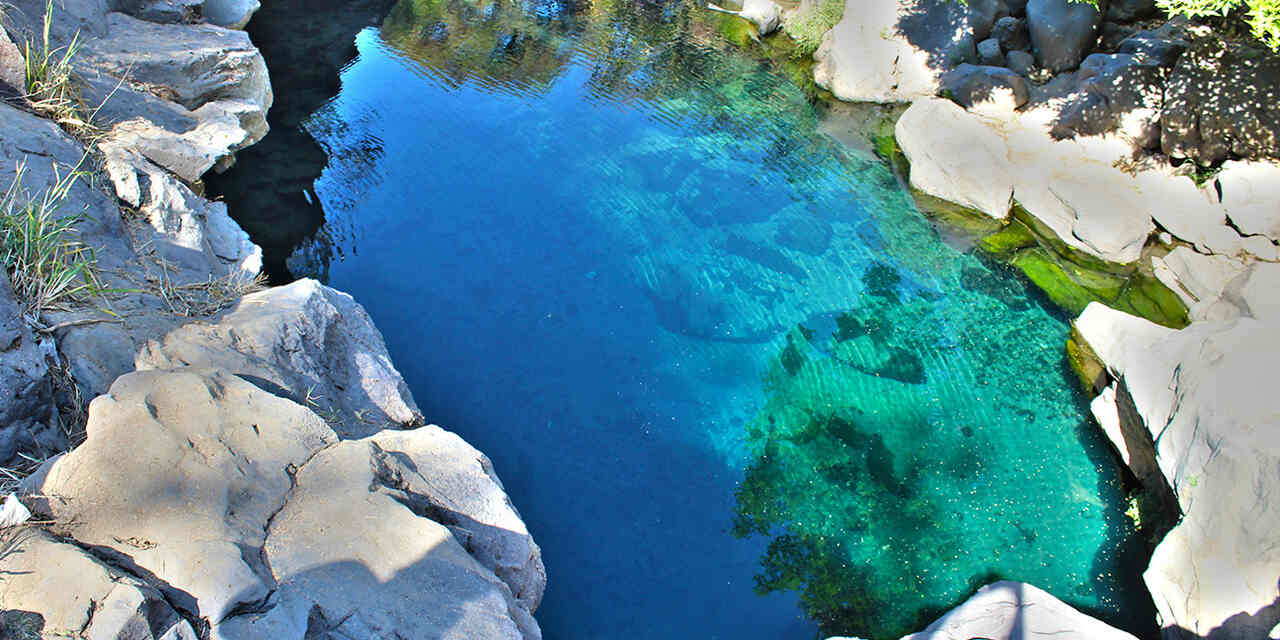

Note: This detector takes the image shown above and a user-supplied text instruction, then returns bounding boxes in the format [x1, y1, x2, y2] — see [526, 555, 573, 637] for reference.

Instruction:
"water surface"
[216, 0, 1158, 636]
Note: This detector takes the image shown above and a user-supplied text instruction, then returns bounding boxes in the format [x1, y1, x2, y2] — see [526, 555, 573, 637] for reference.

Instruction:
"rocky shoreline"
[802, 0, 1279, 637]
[0, 0, 544, 637]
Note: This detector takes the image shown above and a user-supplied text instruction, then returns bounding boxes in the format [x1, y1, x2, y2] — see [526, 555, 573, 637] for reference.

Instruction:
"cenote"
[209, 0, 1160, 636]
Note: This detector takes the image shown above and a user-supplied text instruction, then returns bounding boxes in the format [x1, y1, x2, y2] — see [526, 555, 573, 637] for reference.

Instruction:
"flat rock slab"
[898, 581, 1139, 639]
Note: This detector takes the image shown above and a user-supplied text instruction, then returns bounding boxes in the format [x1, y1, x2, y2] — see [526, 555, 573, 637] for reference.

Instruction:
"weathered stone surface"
[967, 0, 1008, 41]
[1026, 0, 1103, 72]
[115, 0, 203, 23]
[940, 63, 1028, 112]
[896, 98, 1015, 219]
[1217, 160, 1280, 241]
[1151, 247, 1251, 322]
[1162, 33, 1280, 163]
[1106, 0, 1154, 22]
[1050, 53, 1164, 149]
[1116, 29, 1187, 68]
[1077, 304, 1280, 639]
[0, 528, 194, 640]
[136, 279, 424, 436]
[898, 581, 1139, 639]
[78, 12, 272, 138]
[0, 28, 24, 93]
[204, 0, 262, 29]
[0, 271, 57, 465]
[977, 37, 1005, 66]
[35, 369, 339, 624]
[1132, 167, 1263, 260]
[813, 0, 967, 103]
[215, 429, 541, 640]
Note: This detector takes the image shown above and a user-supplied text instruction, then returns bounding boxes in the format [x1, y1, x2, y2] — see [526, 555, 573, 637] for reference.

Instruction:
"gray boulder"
[0, 271, 58, 465]
[1162, 33, 1280, 163]
[0, 528, 196, 639]
[203, 0, 261, 29]
[1006, 49, 1036, 75]
[1027, 0, 1104, 72]
[899, 581, 1139, 639]
[977, 37, 1005, 66]
[1116, 30, 1187, 68]
[992, 16, 1030, 52]
[1050, 53, 1164, 148]
[940, 63, 1029, 111]
[967, 0, 1009, 41]
[1078, 304, 1280, 639]
[136, 279, 425, 436]
[114, 0, 203, 23]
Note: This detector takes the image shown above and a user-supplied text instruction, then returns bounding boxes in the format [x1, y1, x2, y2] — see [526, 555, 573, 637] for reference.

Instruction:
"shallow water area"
[213, 0, 1160, 636]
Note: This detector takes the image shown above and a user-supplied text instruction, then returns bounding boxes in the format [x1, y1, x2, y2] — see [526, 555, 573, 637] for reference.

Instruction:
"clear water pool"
[216, 0, 1158, 636]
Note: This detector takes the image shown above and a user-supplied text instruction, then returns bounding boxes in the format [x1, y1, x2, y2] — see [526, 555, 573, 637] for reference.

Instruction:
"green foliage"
[1158, 0, 1280, 50]
[0, 161, 101, 316]
[22, 0, 92, 134]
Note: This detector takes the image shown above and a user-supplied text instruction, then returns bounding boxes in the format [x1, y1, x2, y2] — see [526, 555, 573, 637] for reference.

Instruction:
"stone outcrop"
[813, 0, 967, 103]
[135, 278, 424, 436]
[25, 368, 543, 639]
[1077, 303, 1280, 639]
[0, 271, 58, 464]
[897, 581, 1140, 640]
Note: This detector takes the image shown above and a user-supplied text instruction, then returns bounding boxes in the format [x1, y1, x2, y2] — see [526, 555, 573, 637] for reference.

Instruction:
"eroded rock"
[136, 279, 425, 436]
[0, 271, 57, 465]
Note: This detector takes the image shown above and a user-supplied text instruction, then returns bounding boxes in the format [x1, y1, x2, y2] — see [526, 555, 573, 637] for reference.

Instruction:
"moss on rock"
[978, 219, 1037, 259]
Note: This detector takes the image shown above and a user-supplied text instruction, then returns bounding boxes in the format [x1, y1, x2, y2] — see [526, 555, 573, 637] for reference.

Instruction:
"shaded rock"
[216, 429, 541, 640]
[1097, 21, 1136, 51]
[1216, 160, 1280, 241]
[0, 528, 195, 640]
[977, 37, 1005, 66]
[1106, 0, 1154, 22]
[1050, 53, 1165, 148]
[1026, 0, 1103, 72]
[135, 279, 425, 436]
[1077, 304, 1280, 640]
[1006, 0, 1027, 16]
[0, 271, 57, 465]
[1006, 49, 1035, 75]
[204, 0, 261, 29]
[899, 580, 1139, 639]
[967, 0, 1008, 41]
[1162, 34, 1280, 163]
[813, 0, 968, 103]
[940, 63, 1028, 112]
[115, 0, 203, 23]
[992, 16, 1029, 52]
[1116, 29, 1187, 68]
[34, 368, 338, 624]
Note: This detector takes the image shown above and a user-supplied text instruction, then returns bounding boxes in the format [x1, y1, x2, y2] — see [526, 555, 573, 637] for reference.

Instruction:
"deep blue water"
[230, 0, 1157, 636]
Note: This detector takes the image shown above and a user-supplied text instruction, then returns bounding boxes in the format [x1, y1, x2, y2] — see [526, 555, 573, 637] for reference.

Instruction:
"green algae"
[978, 219, 1038, 259]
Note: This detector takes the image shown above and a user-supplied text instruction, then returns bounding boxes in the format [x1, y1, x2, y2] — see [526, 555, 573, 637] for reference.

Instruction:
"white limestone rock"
[1217, 160, 1280, 242]
[813, 0, 966, 103]
[1076, 304, 1280, 639]
[1151, 247, 1250, 322]
[896, 98, 1014, 220]
[897, 581, 1139, 640]
[708, 0, 782, 35]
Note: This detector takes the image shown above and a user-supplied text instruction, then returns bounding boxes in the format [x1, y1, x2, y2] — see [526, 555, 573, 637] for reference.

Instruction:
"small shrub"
[0, 161, 100, 316]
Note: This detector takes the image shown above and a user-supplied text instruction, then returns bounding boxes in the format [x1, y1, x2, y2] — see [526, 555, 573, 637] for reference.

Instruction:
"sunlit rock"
[897, 581, 1140, 640]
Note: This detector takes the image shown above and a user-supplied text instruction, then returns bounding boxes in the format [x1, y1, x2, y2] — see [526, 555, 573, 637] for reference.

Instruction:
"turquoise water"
[222, 0, 1157, 636]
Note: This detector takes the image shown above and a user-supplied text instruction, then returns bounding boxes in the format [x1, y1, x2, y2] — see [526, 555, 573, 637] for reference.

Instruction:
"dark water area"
[210, 0, 1160, 637]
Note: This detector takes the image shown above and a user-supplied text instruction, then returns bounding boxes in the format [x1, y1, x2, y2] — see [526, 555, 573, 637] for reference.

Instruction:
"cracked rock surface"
[894, 581, 1139, 640]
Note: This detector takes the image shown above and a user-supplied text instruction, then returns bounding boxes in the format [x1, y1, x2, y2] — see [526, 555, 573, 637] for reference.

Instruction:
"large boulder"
[896, 98, 1015, 219]
[939, 63, 1029, 112]
[1050, 53, 1164, 149]
[1162, 33, 1280, 163]
[29, 368, 542, 639]
[897, 581, 1139, 639]
[136, 279, 425, 436]
[813, 0, 967, 103]
[1026, 0, 1104, 72]
[203, 0, 262, 29]
[216, 429, 543, 640]
[0, 528, 197, 639]
[1077, 304, 1280, 639]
